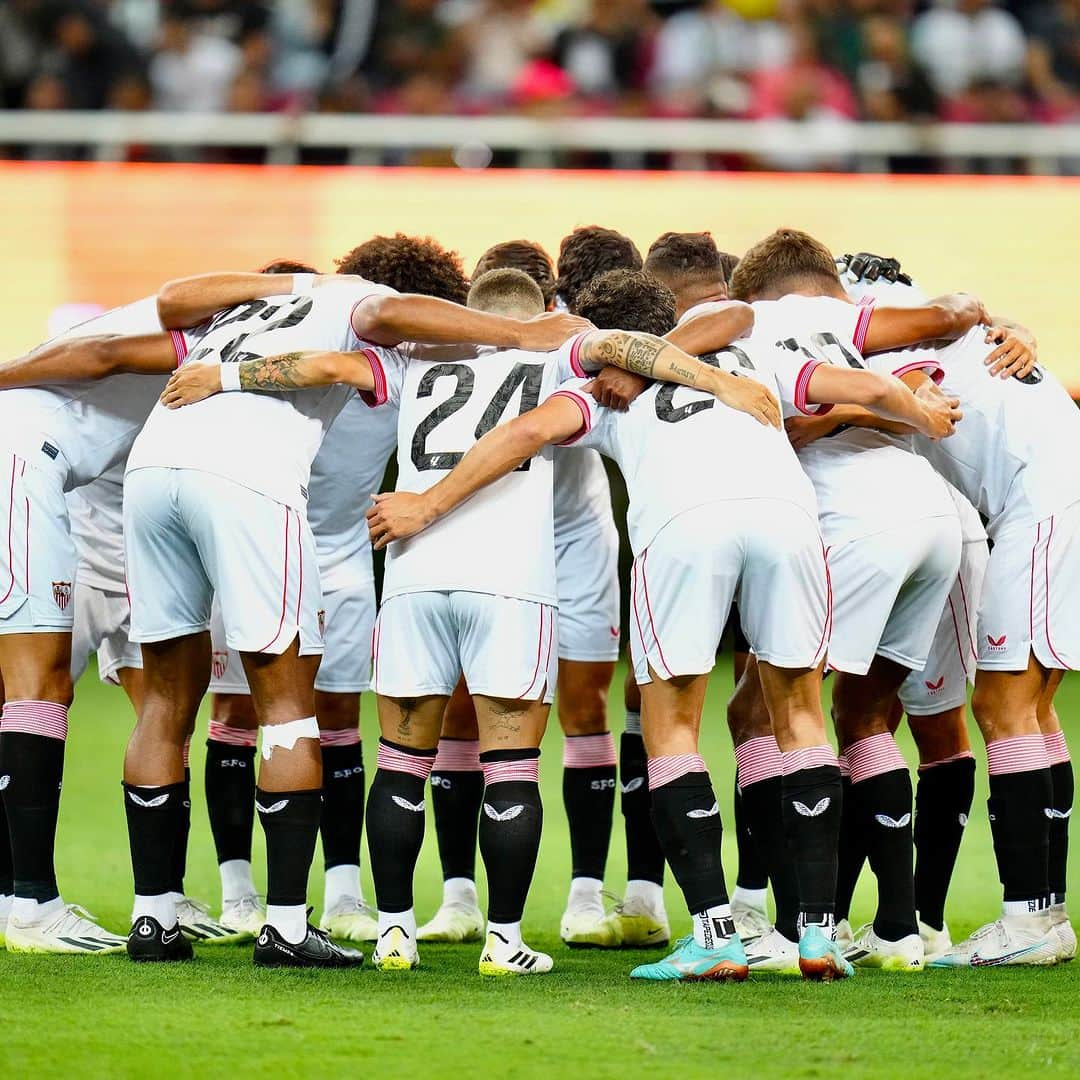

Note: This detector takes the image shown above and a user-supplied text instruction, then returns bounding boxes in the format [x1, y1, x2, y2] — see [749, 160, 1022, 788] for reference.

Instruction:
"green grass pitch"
[2, 658, 1078, 1079]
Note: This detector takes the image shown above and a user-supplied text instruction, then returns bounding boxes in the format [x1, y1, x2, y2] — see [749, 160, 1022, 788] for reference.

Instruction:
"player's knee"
[210, 693, 259, 731]
[314, 691, 360, 732]
[558, 697, 608, 736]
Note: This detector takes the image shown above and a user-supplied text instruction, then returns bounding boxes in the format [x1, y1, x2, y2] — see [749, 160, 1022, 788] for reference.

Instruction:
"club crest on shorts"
[212, 651, 229, 679]
[52, 581, 72, 610]
[987, 634, 1008, 652]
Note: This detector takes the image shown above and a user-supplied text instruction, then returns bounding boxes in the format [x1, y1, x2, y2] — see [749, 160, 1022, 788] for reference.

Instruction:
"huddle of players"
[0, 221, 1075, 982]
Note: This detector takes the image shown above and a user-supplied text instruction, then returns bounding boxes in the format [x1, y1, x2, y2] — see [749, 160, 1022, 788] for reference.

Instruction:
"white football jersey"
[0, 296, 186, 489]
[127, 279, 394, 511]
[748, 295, 956, 545]
[306, 394, 398, 591]
[67, 466, 127, 592]
[378, 339, 585, 605]
[552, 449, 615, 544]
[843, 276, 1080, 535]
[569, 336, 819, 555]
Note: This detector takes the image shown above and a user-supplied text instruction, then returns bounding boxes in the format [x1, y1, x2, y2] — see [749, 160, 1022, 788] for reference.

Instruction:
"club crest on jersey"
[52, 581, 72, 610]
[211, 651, 229, 679]
[925, 677, 945, 694]
[987, 634, 1008, 652]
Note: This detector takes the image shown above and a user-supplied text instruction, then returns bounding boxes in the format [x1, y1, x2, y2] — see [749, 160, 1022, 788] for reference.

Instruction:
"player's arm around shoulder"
[160, 348, 385, 409]
[156, 271, 305, 329]
[862, 293, 989, 353]
[0, 332, 181, 388]
[367, 391, 590, 551]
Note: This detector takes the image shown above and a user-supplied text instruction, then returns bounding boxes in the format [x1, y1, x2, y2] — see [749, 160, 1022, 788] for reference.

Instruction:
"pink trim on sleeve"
[568, 332, 591, 378]
[892, 359, 944, 384]
[357, 348, 388, 408]
[550, 389, 593, 445]
[853, 297, 876, 353]
[169, 330, 188, 368]
[794, 360, 834, 417]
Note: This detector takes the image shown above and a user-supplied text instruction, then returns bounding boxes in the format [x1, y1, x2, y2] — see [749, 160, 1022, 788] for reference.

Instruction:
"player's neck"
[674, 281, 728, 319]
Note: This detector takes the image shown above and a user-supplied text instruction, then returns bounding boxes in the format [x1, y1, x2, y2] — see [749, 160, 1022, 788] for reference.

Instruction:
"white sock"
[1003, 898, 1047, 918]
[168, 890, 186, 905]
[220, 859, 257, 903]
[486, 919, 522, 949]
[567, 876, 603, 909]
[624, 879, 665, 910]
[265, 903, 308, 944]
[731, 886, 768, 915]
[132, 893, 178, 928]
[0, 894, 11, 920]
[323, 864, 361, 911]
[443, 876, 478, 908]
[12, 895, 65, 925]
[692, 903, 735, 949]
[378, 908, 416, 939]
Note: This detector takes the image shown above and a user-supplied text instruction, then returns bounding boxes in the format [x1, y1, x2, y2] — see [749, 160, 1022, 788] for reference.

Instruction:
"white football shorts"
[630, 499, 829, 685]
[977, 500, 1080, 671]
[826, 514, 962, 676]
[0, 451, 76, 634]
[124, 467, 324, 657]
[555, 521, 620, 663]
[373, 590, 558, 703]
[898, 535, 989, 715]
[208, 577, 376, 695]
[71, 583, 142, 685]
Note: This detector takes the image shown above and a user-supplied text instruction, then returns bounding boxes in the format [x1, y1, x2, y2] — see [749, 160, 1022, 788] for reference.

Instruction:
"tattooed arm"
[160, 349, 379, 408]
[575, 330, 781, 429]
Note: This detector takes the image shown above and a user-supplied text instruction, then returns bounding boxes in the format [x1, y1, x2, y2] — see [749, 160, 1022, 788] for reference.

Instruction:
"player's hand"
[589, 367, 650, 411]
[366, 492, 435, 550]
[913, 380, 962, 440]
[710, 371, 781, 429]
[518, 312, 593, 352]
[160, 363, 222, 409]
[984, 325, 1037, 379]
[785, 413, 840, 450]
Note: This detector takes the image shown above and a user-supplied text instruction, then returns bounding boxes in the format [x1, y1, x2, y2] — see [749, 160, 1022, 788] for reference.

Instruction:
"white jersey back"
[0, 296, 183, 488]
[571, 337, 819, 554]
[378, 340, 582, 604]
[307, 394, 398, 590]
[67, 465, 127, 591]
[553, 449, 615, 543]
[127, 280, 392, 510]
[844, 276, 1080, 534]
[749, 294, 956, 545]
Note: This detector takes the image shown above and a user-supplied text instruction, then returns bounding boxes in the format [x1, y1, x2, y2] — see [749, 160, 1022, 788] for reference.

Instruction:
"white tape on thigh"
[261, 716, 320, 761]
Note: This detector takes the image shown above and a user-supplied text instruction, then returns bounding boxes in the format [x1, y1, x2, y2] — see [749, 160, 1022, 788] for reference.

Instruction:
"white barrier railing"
[2, 111, 1079, 172]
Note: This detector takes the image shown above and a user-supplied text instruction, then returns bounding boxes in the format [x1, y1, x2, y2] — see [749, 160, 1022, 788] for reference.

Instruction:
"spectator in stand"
[1025, 0, 1080, 120]
[149, 13, 241, 111]
[856, 14, 938, 121]
[46, 4, 144, 110]
[456, 0, 552, 105]
[367, 0, 462, 94]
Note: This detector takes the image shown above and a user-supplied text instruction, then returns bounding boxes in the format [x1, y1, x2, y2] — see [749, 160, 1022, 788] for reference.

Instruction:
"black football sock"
[562, 733, 616, 882]
[124, 781, 187, 903]
[741, 776, 799, 941]
[856, 769, 917, 940]
[169, 773, 192, 895]
[431, 739, 483, 882]
[914, 755, 976, 930]
[648, 757, 729, 914]
[780, 751, 842, 928]
[204, 738, 256, 865]
[256, 788, 322, 908]
[619, 732, 664, 885]
[320, 740, 365, 871]
[986, 737, 1052, 908]
[834, 775, 864, 923]
[0, 787, 12, 895]
[733, 781, 769, 892]
[1048, 761, 1074, 905]
[0, 716, 67, 902]
[365, 740, 435, 913]
[479, 750, 543, 923]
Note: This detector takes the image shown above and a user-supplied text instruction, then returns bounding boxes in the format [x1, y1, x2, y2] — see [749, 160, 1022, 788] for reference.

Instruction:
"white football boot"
[176, 896, 250, 945]
[845, 924, 924, 971]
[0, 895, 10, 948]
[745, 927, 801, 974]
[320, 897, 379, 943]
[372, 923, 420, 971]
[561, 888, 622, 948]
[732, 902, 771, 948]
[918, 920, 952, 963]
[220, 894, 266, 939]
[835, 918, 855, 952]
[479, 929, 553, 976]
[5, 903, 126, 955]
[601, 886, 670, 948]
[930, 912, 1060, 968]
[417, 902, 485, 943]
[1049, 904, 1077, 962]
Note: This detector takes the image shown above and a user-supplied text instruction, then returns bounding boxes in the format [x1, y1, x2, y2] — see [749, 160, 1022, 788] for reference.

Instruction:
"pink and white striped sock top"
[647, 754, 707, 791]
[0, 700, 69, 742]
[563, 732, 616, 769]
[986, 734, 1050, 776]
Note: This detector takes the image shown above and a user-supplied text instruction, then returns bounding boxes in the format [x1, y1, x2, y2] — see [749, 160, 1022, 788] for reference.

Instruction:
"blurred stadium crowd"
[0, 0, 1077, 167]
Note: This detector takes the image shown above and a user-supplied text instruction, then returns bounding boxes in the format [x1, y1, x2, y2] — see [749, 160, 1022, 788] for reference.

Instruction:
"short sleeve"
[765, 342, 833, 419]
[553, 332, 593, 381]
[169, 330, 190, 368]
[360, 346, 407, 409]
[549, 377, 610, 452]
[344, 280, 400, 349]
[879, 347, 944, 384]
